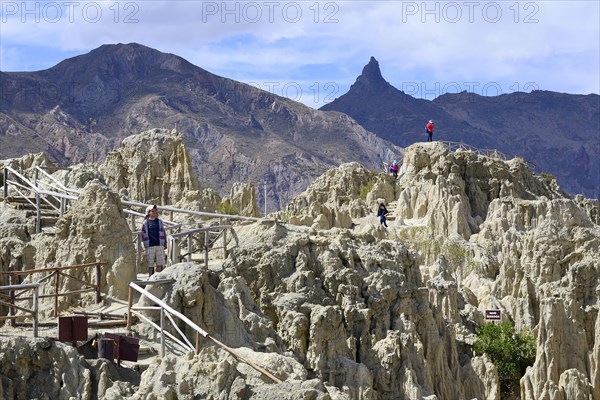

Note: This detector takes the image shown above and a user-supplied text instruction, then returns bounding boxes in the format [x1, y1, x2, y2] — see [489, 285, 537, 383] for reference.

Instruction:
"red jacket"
[426, 122, 434, 133]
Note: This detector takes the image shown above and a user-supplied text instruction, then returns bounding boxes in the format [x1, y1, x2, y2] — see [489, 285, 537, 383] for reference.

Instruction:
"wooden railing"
[127, 281, 282, 383]
[168, 224, 233, 267]
[0, 262, 105, 317]
[0, 283, 40, 336]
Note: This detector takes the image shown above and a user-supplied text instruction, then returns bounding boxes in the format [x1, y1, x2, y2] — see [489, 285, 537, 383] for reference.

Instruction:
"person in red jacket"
[425, 120, 434, 142]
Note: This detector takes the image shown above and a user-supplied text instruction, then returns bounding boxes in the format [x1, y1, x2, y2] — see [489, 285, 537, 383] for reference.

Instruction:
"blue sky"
[1, 0, 599, 109]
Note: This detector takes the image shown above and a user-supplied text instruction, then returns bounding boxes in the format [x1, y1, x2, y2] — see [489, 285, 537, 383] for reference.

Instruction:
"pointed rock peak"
[353, 56, 391, 91]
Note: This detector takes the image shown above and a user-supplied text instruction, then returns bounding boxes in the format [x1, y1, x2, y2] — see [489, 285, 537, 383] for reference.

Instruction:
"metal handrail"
[35, 166, 70, 193]
[121, 200, 261, 222]
[127, 281, 282, 383]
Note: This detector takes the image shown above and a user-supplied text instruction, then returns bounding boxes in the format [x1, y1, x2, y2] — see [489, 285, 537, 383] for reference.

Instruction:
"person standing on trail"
[141, 204, 167, 276]
[389, 160, 399, 179]
[377, 203, 389, 228]
[425, 120, 435, 142]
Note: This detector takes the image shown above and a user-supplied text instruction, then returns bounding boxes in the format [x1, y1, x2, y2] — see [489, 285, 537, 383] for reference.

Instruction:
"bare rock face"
[2, 141, 599, 399]
[221, 182, 260, 217]
[99, 129, 200, 205]
[51, 163, 106, 190]
[32, 179, 136, 313]
[0, 337, 93, 399]
[215, 222, 486, 400]
[396, 142, 565, 239]
[0, 152, 55, 175]
[285, 162, 383, 229]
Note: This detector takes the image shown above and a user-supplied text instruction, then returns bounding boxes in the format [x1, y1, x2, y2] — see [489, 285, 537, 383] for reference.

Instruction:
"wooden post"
[195, 331, 201, 354]
[187, 234, 192, 262]
[126, 286, 133, 330]
[160, 308, 165, 357]
[9, 274, 15, 328]
[54, 270, 59, 317]
[36, 192, 41, 233]
[136, 234, 141, 275]
[95, 263, 101, 303]
[223, 228, 227, 259]
[3, 168, 7, 200]
[33, 285, 39, 338]
[204, 231, 209, 268]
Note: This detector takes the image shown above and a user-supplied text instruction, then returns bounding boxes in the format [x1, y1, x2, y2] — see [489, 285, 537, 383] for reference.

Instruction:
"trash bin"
[97, 338, 115, 362]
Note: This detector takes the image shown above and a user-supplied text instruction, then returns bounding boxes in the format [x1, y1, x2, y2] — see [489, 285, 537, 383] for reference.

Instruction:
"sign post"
[485, 309, 502, 323]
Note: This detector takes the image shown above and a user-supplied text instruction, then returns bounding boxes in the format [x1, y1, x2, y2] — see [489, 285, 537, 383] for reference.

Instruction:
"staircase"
[385, 200, 398, 224]
[5, 195, 61, 229]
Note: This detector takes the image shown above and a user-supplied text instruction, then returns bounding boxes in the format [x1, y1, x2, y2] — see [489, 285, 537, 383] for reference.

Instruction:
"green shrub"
[540, 172, 556, 182]
[444, 243, 470, 266]
[358, 181, 374, 200]
[473, 321, 536, 395]
[216, 201, 238, 215]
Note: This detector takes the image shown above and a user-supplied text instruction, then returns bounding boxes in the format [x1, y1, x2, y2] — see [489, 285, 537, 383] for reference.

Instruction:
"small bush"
[540, 172, 556, 182]
[473, 321, 536, 395]
[358, 181, 374, 200]
[216, 201, 238, 215]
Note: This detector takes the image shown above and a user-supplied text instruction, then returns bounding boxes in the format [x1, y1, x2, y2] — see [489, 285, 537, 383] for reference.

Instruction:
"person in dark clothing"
[141, 204, 167, 276]
[377, 203, 389, 227]
[425, 120, 434, 142]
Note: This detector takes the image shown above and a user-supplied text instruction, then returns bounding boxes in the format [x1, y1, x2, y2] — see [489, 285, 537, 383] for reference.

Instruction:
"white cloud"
[1, 1, 598, 105]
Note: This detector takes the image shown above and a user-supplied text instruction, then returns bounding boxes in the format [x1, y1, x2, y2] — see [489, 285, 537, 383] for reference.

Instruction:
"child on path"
[141, 204, 167, 276]
[377, 203, 389, 228]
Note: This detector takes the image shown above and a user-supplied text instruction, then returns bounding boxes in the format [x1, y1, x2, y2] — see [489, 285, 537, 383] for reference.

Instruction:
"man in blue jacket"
[141, 204, 167, 276]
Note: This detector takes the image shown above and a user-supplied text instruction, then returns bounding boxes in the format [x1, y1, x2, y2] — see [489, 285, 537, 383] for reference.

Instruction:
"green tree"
[473, 321, 537, 395]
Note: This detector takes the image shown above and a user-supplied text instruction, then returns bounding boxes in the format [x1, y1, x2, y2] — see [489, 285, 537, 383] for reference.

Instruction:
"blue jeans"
[380, 215, 387, 227]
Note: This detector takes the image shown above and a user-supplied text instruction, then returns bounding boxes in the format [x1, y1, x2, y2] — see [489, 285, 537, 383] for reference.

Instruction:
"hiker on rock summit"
[425, 120, 435, 142]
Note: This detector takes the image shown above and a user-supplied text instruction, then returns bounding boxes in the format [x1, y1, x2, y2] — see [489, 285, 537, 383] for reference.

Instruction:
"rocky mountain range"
[0, 43, 397, 212]
[1, 43, 597, 211]
[321, 57, 599, 200]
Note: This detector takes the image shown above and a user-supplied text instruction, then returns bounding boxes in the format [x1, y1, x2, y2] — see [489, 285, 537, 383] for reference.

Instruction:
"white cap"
[146, 204, 156, 215]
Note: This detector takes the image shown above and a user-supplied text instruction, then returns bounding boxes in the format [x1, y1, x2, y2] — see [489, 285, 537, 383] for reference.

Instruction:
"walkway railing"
[127, 281, 282, 383]
[0, 262, 105, 317]
[3, 166, 78, 232]
[0, 283, 40, 337]
[168, 225, 233, 267]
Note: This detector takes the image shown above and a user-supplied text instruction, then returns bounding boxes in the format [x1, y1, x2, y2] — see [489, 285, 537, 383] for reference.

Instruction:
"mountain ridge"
[320, 57, 599, 199]
[0, 43, 398, 210]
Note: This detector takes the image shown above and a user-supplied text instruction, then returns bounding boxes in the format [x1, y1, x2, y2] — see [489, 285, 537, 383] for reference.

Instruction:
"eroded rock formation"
[1, 140, 599, 399]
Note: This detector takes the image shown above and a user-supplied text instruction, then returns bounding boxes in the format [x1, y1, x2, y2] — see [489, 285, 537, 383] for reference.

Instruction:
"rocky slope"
[1, 140, 599, 399]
